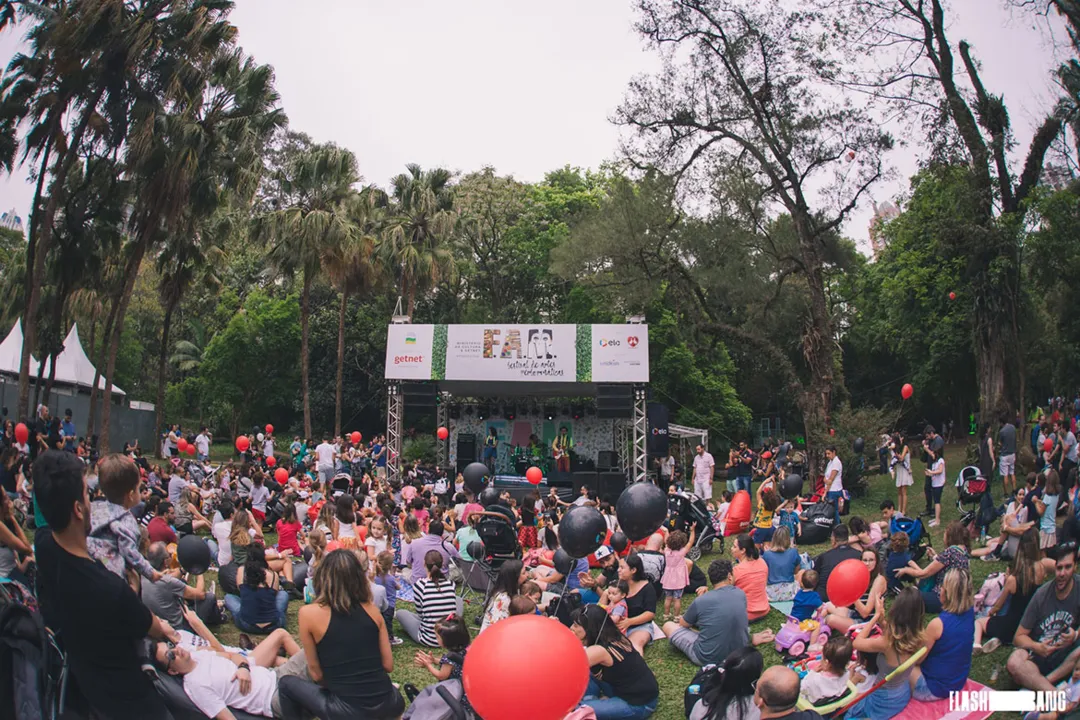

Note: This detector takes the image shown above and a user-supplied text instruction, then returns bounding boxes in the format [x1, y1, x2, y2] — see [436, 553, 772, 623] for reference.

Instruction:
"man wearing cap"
[578, 545, 620, 604]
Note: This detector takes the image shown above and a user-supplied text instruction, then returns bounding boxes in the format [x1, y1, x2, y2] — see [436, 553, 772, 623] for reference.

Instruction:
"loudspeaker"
[596, 385, 633, 418]
[572, 471, 598, 496]
[598, 472, 627, 500]
[455, 434, 477, 475]
[597, 451, 618, 471]
[647, 403, 670, 456]
[402, 382, 437, 408]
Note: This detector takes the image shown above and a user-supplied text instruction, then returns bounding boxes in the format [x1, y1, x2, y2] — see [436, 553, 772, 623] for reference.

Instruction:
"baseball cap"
[594, 545, 614, 560]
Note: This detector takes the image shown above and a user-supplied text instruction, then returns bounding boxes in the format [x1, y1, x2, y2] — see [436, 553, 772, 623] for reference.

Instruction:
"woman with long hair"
[891, 434, 913, 516]
[224, 545, 289, 633]
[335, 494, 358, 549]
[396, 550, 462, 647]
[280, 549, 403, 719]
[975, 527, 1048, 653]
[572, 603, 659, 719]
[896, 520, 970, 613]
[848, 587, 925, 719]
[480, 559, 527, 633]
[229, 508, 257, 566]
[618, 553, 659, 655]
[763, 525, 800, 601]
[688, 646, 763, 720]
[826, 547, 888, 632]
[0, 489, 32, 584]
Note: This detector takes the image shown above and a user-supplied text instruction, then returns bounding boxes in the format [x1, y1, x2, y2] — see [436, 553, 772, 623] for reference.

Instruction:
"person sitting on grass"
[664, 558, 776, 667]
[413, 615, 474, 715]
[895, 520, 970, 614]
[753, 666, 827, 720]
[573, 603, 660, 719]
[160, 605, 300, 668]
[847, 588, 925, 720]
[911, 568, 975, 702]
[975, 528, 1048, 655]
[225, 545, 289, 634]
[687, 646, 763, 720]
[1006, 543, 1080, 692]
[812, 525, 861, 603]
[763, 526, 800, 602]
[824, 548, 887, 632]
[884, 531, 911, 595]
[802, 634, 853, 705]
[972, 486, 1032, 561]
[731, 533, 770, 621]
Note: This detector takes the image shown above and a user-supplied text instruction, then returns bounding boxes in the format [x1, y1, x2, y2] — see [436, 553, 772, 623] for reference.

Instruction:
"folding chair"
[797, 647, 928, 717]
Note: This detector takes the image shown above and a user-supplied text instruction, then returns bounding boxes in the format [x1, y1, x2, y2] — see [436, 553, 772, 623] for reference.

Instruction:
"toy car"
[774, 614, 832, 660]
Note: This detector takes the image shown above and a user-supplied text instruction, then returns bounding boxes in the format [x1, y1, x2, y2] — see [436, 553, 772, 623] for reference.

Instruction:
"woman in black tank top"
[572, 604, 660, 716]
[278, 550, 404, 720]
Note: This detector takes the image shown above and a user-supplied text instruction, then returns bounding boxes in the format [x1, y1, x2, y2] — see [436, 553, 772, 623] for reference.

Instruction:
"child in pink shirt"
[661, 526, 696, 619]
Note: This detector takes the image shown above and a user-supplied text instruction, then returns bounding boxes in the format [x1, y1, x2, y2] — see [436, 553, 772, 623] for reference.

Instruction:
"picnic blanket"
[891, 680, 993, 720]
[770, 600, 794, 616]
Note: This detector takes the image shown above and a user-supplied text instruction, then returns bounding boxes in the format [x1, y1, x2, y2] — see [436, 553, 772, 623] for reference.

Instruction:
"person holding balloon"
[895, 520, 970, 614]
[824, 548, 887, 632]
[572, 604, 660, 719]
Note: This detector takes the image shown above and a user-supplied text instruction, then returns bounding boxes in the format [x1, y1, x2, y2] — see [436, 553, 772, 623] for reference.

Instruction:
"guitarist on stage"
[552, 426, 573, 472]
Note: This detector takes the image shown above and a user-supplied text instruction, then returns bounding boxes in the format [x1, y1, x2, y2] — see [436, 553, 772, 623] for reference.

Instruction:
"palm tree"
[171, 318, 209, 373]
[255, 144, 359, 438]
[381, 164, 458, 317]
[324, 189, 385, 435]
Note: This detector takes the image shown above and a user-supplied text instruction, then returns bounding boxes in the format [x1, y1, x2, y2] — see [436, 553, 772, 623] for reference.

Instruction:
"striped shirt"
[412, 577, 458, 646]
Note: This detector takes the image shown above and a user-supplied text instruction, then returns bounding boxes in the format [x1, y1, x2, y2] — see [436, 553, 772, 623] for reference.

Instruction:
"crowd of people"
[7, 410, 1080, 719]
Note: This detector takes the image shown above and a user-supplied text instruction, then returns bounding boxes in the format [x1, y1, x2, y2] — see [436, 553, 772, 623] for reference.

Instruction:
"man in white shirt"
[692, 444, 715, 499]
[195, 427, 212, 462]
[314, 434, 337, 488]
[151, 640, 309, 719]
[824, 446, 844, 518]
[659, 452, 675, 488]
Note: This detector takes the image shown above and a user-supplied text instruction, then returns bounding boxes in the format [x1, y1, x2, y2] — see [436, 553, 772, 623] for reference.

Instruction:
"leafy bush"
[403, 436, 437, 465]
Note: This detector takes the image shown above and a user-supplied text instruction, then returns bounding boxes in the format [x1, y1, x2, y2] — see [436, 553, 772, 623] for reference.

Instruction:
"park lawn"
[206, 441, 1014, 720]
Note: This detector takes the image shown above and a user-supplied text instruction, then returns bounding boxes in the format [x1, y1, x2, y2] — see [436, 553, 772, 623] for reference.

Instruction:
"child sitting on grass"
[792, 570, 824, 621]
[803, 635, 853, 704]
[601, 580, 630, 621]
[414, 615, 473, 714]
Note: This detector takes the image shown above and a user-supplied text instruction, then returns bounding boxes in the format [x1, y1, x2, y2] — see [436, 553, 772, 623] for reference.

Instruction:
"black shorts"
[1032, 646, 1074, 677]
[931, 485, 943, 504]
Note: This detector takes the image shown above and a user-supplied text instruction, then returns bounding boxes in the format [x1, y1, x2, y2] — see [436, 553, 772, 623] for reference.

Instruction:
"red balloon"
[13, 422, 28, 445]
[185, 444, 195, 456]
[829, 428, 836, 437]
[1044, 438, 1054, 453]
[463, 615, 588, 720]
[177, 438, 188, 453]
[828, 558, 871, 607]
[526, 466, 543, 484]
[437, 426, 449, 441]
[762, 451, 772, 460]
[901, 383, 914, 400]
[948, 291, 957, 301]
[274, 468, 288, 484]
[350, 431, 361, 445]
[725, 490, 752, 536]
[265, 424, 273, 434]
[236, 436, 250, 453]
[266, 456, 276, 467]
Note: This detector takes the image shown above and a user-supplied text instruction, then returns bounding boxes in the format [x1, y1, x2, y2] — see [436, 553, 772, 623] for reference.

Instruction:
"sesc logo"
[627, 336, 639, 348]
[599, 338, 621, 347]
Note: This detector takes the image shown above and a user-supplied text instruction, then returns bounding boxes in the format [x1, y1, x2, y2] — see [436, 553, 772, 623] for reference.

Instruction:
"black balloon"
[615, 482, 669, 541]
[610, 531, 629, 554]
[559, 505, 608, 559]
[467, 540, 486, 560]
[177, 534, 211, 575]
[463, 462, 489, 494]
[480, 486, 501, 507]
[781, 474, 804, 500]
[853, 437, 865, 454]
[553, 548, 574, 575]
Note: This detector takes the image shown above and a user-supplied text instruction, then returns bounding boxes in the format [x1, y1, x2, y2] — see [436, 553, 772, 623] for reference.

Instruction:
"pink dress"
[661, 547, 690, 591]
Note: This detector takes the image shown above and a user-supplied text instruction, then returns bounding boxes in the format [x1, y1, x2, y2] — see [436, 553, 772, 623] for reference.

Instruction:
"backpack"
[402, 679, 468, 720]
[684, 664, 723, 718]
[0, 590, 48, 720]
[975, 572, 1008, 617]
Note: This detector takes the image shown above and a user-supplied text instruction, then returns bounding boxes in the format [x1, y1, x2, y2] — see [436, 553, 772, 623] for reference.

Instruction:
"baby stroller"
[888, 514, 931, 563]
[665, 492, 722, 560]
[956, 465, 997, 536]
[474, 508, 522, 570]
[330, 472, 354, 497]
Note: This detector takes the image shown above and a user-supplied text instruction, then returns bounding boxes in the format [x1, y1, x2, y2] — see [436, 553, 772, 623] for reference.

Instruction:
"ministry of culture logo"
[404, 333, 417, 345]
[627, 336, 639, 348]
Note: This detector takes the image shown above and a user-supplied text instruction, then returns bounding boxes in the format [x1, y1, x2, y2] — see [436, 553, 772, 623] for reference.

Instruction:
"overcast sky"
[0, 0, 1069, 247]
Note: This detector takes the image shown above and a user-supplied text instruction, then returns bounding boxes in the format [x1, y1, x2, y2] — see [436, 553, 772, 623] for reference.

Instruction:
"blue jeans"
[223, 591, 288, 633]
[581, 678, 657, 720]
[827, 490, 843, 517]
[735, 475, 751, 494]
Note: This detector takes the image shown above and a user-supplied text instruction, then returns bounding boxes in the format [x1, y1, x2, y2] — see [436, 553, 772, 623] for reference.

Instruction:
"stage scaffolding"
[386, 383, 403, 485]
[611, 384, 649, 484]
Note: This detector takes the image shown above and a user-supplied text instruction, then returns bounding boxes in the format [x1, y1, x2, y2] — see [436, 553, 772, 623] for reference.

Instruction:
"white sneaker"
[981, 637, 1001, 655]
[928, 520, 939, 527]
[390, 637, 404, 646]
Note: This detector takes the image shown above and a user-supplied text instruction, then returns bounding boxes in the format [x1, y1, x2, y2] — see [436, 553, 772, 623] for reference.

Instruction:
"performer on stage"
[552, 426, 573, 472]
[483, 426, 498, 474]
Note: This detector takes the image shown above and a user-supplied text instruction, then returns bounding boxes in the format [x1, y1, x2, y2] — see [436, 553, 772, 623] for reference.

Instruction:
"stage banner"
[384, 324, 649, 382]
[384, 324, 435, 380]
[647, 402, 670, 456]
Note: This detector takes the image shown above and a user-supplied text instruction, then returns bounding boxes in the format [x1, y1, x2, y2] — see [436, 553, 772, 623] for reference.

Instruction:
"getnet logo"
[599, 338, 621, 347]
[394, 355, 424, 365]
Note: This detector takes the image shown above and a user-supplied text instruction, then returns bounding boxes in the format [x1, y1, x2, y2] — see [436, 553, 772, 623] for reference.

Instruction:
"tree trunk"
[301, 268, 312, 439]
[32, 346, 45, 413]
[406, 282, 417, 319]
[88, 296, 119, 441]
[976, 322, 1008, 422]
[42, 346, 58, 407]
[100, 240, 148, 453]
[19, 91, 104, 419]
[155, 300, 176, 458]
[335, 287, 348, 437]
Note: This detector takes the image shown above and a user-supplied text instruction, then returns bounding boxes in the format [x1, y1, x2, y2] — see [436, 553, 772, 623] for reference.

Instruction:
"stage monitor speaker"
[572, 471, 598, 496]
[455, 434, 477, 475]
[598, 472, 628, 500]
[597, 450, 618, 471]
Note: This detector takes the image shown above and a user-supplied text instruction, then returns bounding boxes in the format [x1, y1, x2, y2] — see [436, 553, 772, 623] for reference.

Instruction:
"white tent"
[0, 321, 124, 396]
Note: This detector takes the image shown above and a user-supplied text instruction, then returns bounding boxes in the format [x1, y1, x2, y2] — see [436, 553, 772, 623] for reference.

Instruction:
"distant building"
[868, 201, 899, 259]
[0, 209, 24, 235]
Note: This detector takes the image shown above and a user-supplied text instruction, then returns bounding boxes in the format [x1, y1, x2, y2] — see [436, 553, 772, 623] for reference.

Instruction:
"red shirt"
[147, 516, 177, 544]
[276, 520, 303, 556]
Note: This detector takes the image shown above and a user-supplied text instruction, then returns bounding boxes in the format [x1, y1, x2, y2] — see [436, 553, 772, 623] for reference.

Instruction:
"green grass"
[205, 442, 1012, 720]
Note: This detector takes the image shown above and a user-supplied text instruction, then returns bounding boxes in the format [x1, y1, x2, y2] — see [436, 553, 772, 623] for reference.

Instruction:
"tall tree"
[255, 144, 359, 438]
[381, 164, 458, 318]
[616, 0, 888, 464]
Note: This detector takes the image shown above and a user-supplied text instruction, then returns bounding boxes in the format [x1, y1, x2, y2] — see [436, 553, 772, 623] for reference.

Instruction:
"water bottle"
[687, 684, 701, 696]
